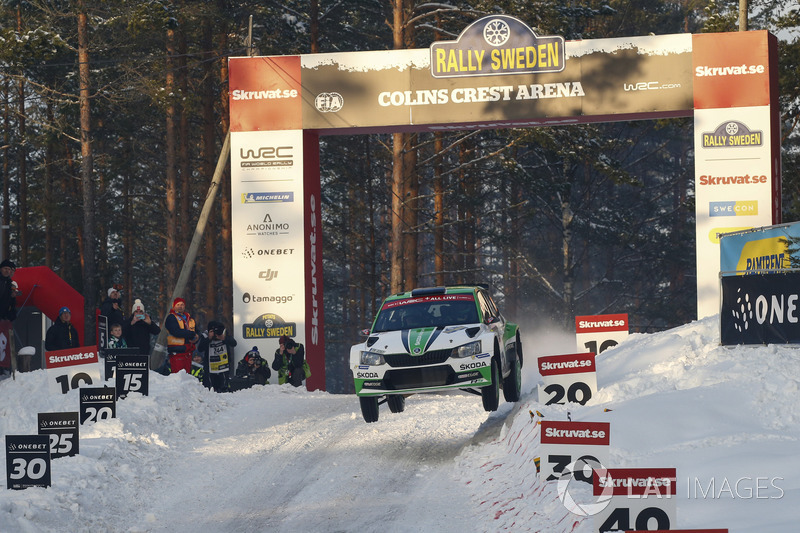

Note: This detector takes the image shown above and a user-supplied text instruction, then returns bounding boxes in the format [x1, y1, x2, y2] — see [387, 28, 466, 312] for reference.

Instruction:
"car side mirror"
[360, 328, 371, 336]
[484, 316, 498, 325]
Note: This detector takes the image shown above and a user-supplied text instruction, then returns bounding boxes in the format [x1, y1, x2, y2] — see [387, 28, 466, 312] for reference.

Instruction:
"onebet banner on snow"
[575, 313, 628, 355]
[593, 467, 677, 533]
[720, 271, 800, 345]
[45, 346, 101, 395]
[692, 31, 781, 319]
[229, 16, 780, 382]
[539, 420, 610, 484]
[537, 352, 597, 406]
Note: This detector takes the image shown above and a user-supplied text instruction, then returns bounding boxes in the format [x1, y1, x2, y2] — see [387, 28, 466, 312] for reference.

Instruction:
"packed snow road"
[0, 369, 511, 533]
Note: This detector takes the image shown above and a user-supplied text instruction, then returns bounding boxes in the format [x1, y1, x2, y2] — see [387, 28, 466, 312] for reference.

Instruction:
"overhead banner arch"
[228, 16, 781, 390]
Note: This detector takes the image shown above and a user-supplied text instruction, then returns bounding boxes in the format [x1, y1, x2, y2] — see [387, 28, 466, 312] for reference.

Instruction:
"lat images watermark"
[688, 476, 784, 499]
[556, 458, 613, 516]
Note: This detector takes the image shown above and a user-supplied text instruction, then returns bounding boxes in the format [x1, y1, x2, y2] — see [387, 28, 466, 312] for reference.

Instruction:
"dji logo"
[259, 270, 278, 281]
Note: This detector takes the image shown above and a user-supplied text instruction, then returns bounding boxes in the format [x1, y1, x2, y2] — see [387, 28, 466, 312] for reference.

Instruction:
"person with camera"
[124, 299, 161, 355]
[272, 335, 306, 387]
[197, 320, 236, 392]
[233, 346, 271, 388]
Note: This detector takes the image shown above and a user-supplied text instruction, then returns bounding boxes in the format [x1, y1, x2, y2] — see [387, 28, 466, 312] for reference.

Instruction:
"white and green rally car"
[350, 285, 523, 423]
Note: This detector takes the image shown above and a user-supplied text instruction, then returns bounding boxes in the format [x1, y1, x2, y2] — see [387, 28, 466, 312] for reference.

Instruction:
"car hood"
[365, 325, 482, 355]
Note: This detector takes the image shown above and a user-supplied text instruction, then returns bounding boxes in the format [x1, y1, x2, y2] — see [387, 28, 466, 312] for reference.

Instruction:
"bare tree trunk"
[178, 23, 191, 260]
[16, 7, 28, 267]
[310, 0, 319, 53]
[78, 4, 97, 344]
[202, 20, 217, 319]
[165, 27, 178, 288]
[217, 17, 233, 326]
[45, 98, 55, 269]
[390, 0, 416, 293]
[2, 78, 9, 261]
[434, 133, 444, 286]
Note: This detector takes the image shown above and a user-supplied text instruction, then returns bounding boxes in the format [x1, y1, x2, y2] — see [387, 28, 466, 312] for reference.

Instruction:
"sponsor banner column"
[231, 130, 306, 382]
[692, 31, 781, 319]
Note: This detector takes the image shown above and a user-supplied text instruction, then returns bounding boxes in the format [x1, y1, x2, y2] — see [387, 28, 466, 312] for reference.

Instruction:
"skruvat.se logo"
[242, 312, 296, 339]
[430, 15, 565, 78]
[703, 120, 762, 148]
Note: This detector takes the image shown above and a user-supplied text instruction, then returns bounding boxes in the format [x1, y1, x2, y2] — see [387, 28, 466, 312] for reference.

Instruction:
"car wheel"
[359, 396, 379, 423]
[516, 332, 523, 368]
[503, 355, 521, 403]
[481, 358, 500, 412]
[387, 394, 405, 413]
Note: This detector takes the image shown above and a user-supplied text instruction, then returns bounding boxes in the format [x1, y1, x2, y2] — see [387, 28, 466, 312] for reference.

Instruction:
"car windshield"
[372, 296, 479, 332]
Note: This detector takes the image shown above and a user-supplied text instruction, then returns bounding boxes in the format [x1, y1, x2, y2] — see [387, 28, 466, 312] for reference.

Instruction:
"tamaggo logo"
[315, 92, 343, 112]
[702, 120, 762, 148]
[242, 292, 293, 304]
[239, 146, 293, 168]
[241, 192, 294, 204]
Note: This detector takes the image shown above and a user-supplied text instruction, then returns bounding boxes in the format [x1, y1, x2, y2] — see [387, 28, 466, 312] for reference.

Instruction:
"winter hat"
[131, 299, 145, 314]
[245, 346, 260, 361]
[107, 287, 119, 297]
[278, 335, 290, 346]
[172, 297, 186, 308]
[59, 306, 71, 315]
[0, 259, 15, 269]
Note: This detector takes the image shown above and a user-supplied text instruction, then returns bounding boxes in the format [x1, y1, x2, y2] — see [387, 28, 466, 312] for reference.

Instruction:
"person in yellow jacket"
[164, 297, 198, 374]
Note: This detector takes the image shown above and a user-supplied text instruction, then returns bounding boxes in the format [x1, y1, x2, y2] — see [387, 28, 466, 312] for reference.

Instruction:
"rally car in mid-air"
[350, 285, 523, 423]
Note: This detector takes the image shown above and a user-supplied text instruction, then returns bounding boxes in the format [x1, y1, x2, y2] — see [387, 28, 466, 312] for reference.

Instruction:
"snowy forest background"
[1, 1, 800, 392]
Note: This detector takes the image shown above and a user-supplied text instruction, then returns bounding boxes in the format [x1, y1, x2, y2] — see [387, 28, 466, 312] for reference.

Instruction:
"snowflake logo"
[264, 318, 274, 328]
[725, 122, 739, 136]
[731, 288, 753, 332]
[483, 19, 510, 47]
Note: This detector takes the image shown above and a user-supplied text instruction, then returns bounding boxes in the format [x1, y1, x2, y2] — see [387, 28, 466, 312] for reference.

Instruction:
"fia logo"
[259, 270, 278, 282]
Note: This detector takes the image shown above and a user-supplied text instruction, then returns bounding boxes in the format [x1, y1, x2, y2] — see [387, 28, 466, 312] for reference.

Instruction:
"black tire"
[516, 332, 523, 368]
[387, 394, 406, 413]
[481, 358, 500, 412]
[359, 396, 379, 423]
[503, 355, 521, 403]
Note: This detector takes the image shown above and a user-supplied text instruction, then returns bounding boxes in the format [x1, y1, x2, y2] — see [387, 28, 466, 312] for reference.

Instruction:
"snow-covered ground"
[1, 315, 798, 532]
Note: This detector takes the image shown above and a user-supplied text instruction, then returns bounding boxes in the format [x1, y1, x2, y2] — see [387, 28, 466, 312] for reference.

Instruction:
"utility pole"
[739, 0, 748, 31]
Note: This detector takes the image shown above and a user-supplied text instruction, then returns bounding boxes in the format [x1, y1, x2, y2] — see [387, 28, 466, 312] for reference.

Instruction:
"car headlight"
[452, 341, 481, 358]
[360, 351, 385, 365]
